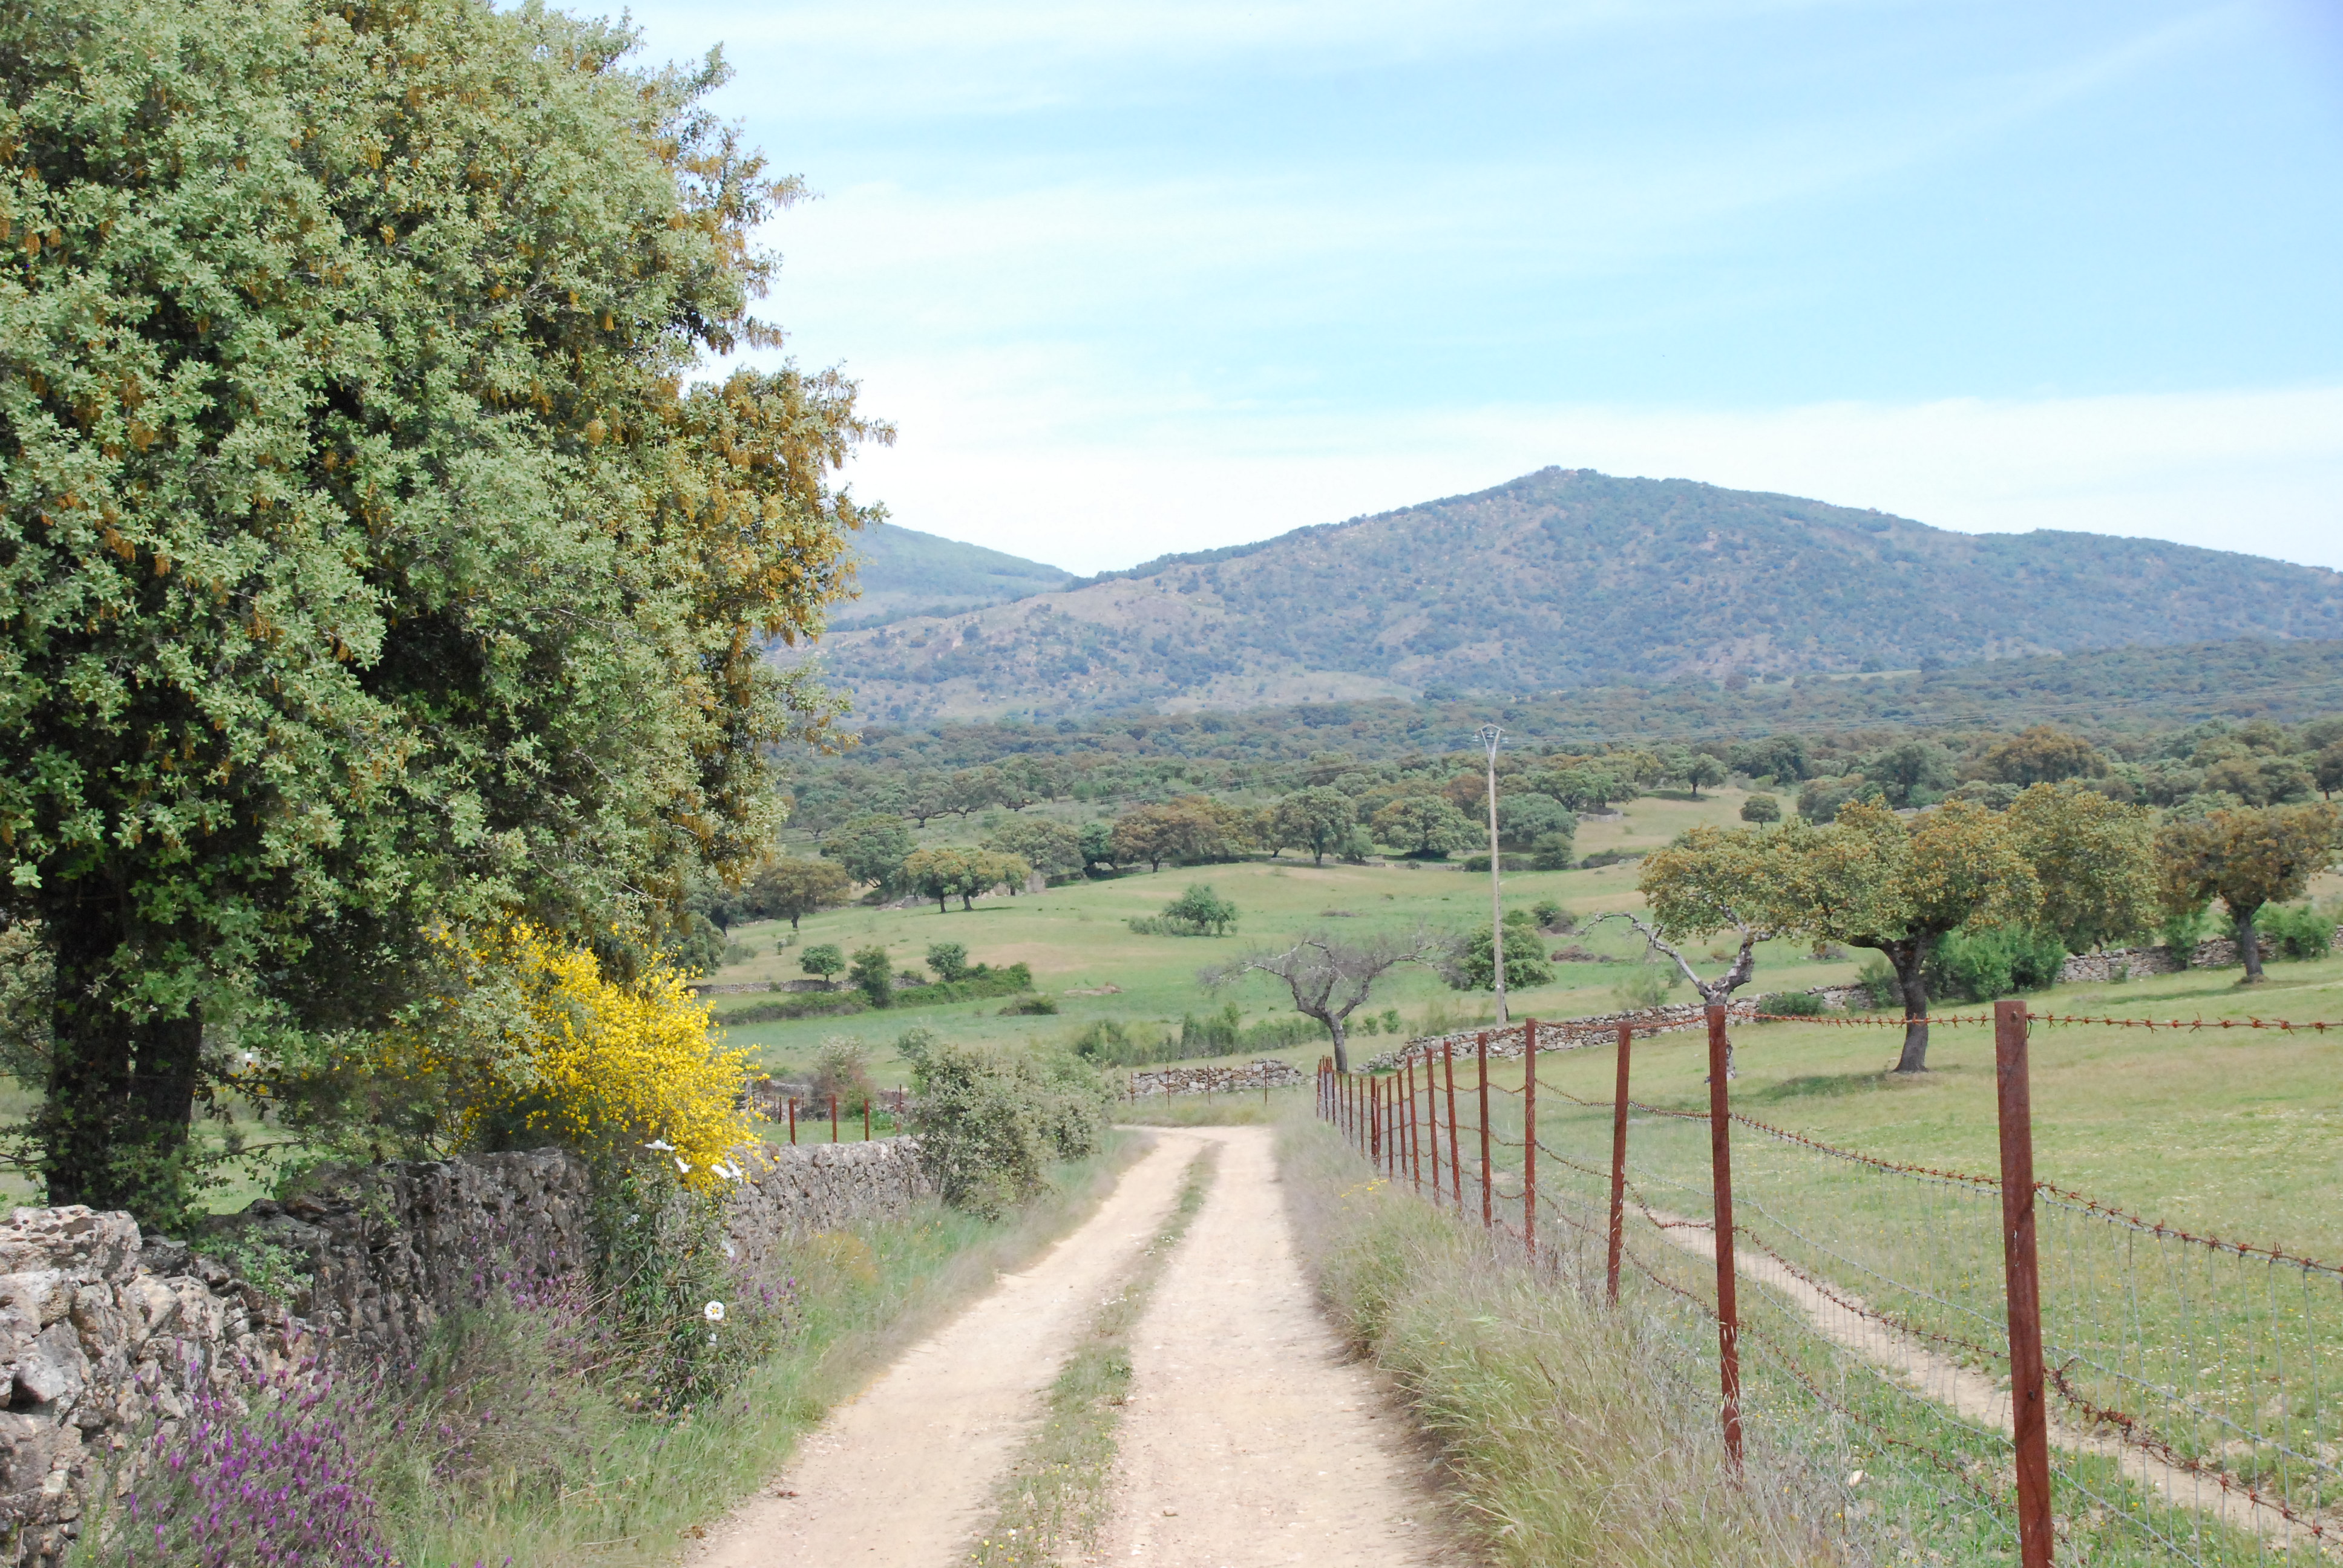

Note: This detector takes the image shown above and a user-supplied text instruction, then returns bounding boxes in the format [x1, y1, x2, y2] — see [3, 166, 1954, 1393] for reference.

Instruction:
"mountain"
[828, 524, 1070, 630]
[796, 468, 2343, 722]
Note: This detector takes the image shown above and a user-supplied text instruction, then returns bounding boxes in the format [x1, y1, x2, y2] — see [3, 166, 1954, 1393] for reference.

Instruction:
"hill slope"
[799, 468, 2343, 721]
[830, 524, 1070, 630]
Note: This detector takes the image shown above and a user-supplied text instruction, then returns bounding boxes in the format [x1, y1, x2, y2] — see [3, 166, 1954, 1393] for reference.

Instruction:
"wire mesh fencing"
[1316, 1005, 2343, 1566]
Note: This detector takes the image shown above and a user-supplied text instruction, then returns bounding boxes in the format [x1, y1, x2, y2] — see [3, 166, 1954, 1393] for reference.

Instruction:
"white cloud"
[831, 373, 2343, 574]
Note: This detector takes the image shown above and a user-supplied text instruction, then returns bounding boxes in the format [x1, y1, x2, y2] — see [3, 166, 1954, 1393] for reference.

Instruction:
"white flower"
[674, 1155, 690, 1175]
[704, 1300, 726, 1322]
[722, 1240, 738, 1260]
[643, 1138, 675, 1152]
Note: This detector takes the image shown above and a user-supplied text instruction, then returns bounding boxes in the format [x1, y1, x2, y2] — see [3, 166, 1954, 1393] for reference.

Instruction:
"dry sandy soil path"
[692, 1125, 1451, 1568]
[1099, 1126, 1447, 1568]
[690, 1133, 1200, 1568]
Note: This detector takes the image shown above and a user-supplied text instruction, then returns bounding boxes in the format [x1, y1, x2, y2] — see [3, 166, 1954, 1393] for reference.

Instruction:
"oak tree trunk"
[41, 895, 205, 1218]
[1890, 938, 1932, 1073]
[2235, 905, 2266, 983]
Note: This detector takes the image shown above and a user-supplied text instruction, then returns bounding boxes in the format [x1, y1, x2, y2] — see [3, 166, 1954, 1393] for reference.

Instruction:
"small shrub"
[719, 992, 868, 1024]
[898, 1033, 1110, 1218]
[1578, 849, 1641, 869]
[847, 945, 894, 1008]
[588, 1161, 787, 1413]
[1529, 832, 1575, 871]
[997, 992, 1059, 1016]
[2259, 901, 2340, 962]
[925, 941, 971, 982]
[1924, 927, 2068, 1003]
[1756, 990, 1825, 1018]
[89, 1370, 399, 1567]
[1131, 884, 1239, 936]
[811, 1036, 877, 1116]
[1530, 898, 1572, 932]
[799, 942, 846, 983]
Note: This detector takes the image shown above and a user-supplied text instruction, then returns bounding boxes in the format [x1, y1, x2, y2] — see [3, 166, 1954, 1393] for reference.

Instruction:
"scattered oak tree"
[798, 944, 847, 987]
[1371, 795, 1476, 859]
[1778, 802, 2038, 1073]
[2156, 805, 2341, 984]
[747, 858, 855, 931]
[1271, 786, 1357, 864]
[822, 815, 918, 895]
[1201, 929, 1439, 1073]
[2004, 784, 2159, 953]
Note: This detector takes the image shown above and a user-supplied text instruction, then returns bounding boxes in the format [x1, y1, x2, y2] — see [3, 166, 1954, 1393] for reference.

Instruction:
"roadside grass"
[381, 1137, 1141, 1568]
[1277, 1114, 1846, 1568]
[965, 1142, 1221, 1567]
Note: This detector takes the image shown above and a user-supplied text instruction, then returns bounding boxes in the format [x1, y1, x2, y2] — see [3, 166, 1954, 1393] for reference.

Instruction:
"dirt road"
[1100, 1126, 1444, 1567]
[696, 1125, 1446, 1568]
[693, 1134, 1199, 1568]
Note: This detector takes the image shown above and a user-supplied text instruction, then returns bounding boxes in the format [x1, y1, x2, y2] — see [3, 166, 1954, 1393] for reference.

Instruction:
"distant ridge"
[828, 524, 1070, 630]
[798, 468, 2343, 722]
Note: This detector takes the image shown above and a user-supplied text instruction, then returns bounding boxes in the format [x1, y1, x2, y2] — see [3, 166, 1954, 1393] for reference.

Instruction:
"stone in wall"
[0, 1138, 934, 1567]
[1124, 1059, 1309, 1097]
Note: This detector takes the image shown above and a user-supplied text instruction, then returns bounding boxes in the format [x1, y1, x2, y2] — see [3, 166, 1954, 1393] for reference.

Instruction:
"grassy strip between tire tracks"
[1277, 1114, 1849, 1568]
[963, 1138, 1222, 1567]
[383, 1138, 1145, 1568]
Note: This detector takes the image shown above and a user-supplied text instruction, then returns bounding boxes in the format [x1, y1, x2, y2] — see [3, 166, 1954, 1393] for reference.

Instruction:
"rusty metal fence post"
[1607, 1019, 1631, 1304]
[1425, 1053, 1442, 1206]
[788, 1097, 797, 1145]
[1706, 1002, 1743, 1471]
[863, 1099, 871, 1142]
[1522, 1018, 1538, 1262]
[1370, 1076, 1383, 1171]
[1996, 1000, 2055, 1568]
[1444, 1039, 1463, 1209]
[830, 1093, 841, 1145]
[1476, 1031, 1492, 1229]
[1407, 1059, 1422, 1193]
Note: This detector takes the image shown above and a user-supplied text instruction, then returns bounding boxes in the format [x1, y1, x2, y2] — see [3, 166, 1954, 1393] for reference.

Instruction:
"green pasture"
[707, 788, 1864, 1083]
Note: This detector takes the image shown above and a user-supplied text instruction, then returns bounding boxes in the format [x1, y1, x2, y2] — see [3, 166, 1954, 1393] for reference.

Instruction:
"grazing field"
[707, 788, 1858, 1083]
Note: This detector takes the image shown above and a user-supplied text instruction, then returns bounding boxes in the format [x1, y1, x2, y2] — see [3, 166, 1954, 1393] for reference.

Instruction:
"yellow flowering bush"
[385, 924, 757, 1190]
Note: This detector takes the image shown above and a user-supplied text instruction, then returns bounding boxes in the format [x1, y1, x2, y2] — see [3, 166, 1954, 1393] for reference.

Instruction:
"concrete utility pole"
[1480, 723, 1507, 1025]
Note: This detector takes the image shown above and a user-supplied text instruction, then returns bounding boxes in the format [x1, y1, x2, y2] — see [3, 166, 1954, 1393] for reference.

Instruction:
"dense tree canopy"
[0, 0, 882, 1217]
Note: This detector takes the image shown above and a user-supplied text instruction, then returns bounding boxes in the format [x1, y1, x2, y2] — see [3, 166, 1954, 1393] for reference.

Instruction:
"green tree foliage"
[2004, 784, 2158, 953]
[897, 1029, 1109, 1219]
[1371, 795, 1476, 858]
[1077, 821, 1117, 874]
[981, 816, 1084, 880]
[1494, 792, 1574, 852]
[2315, 742, 2343, 800]
[1739, 793, 1782, 823]
[1729, 735, 1814, 783]
[2157, 805, 2341, 983]
[924, 941, 970, 983]
[1776, 802, 2037, 1072]
[847, 946, 896, 1008]
[1159, 884, 1238, 936]
[744, 858, 854, 930]
[822, 814, 917, 893]
[1983, 727, 2105, 785]
[1109, 795, 1250, 872]
[900, 846, 1031, 912]
[1854, 740, 1959, 808]
[798, 942, 845, 984]
[0, 0, 882, 1219]
[1444, 910, 1555, 993]
[1922, 927, 2070, 1003]
[1683, 754, 1728, 797]
[1270, 786, 1356, 864]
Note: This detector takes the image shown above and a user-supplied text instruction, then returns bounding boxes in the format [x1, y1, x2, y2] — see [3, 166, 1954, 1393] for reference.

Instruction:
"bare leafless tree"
[1200, 927, 1442, 1073]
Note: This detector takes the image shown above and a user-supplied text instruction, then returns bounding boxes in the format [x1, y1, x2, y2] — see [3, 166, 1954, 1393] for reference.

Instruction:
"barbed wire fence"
[1316, 1004, 2343, 1566]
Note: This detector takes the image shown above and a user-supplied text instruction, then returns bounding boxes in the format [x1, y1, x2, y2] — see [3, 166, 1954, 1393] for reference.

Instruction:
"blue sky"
[622, 0, 2343, 573]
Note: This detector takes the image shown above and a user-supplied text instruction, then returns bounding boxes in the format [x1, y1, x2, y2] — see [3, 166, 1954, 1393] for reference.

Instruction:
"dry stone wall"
[1126, 1059, 1309, 1097]
[0, 1138, 929, 1567]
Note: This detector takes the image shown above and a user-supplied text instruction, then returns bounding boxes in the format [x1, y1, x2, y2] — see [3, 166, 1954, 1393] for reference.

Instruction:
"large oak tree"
[0, 0, 882, 1219]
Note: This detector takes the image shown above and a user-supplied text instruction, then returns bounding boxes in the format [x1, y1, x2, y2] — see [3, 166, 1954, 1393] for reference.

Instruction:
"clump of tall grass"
[1278, 1118, 1850, 1568]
